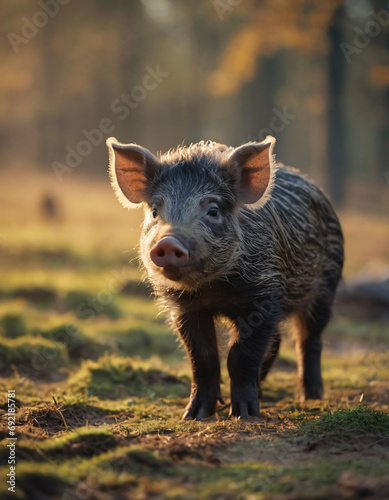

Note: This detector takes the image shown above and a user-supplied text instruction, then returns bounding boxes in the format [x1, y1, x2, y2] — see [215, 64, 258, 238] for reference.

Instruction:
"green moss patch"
[299, 406, 389, 436]
[0, 313, 27, 338]
[0, 336, 68, 378]
[67, 354, 190, 400]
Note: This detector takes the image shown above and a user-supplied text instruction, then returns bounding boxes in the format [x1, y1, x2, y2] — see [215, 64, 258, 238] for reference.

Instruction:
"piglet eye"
[207, 206, 219, 218]
[152, 206, 158, 218]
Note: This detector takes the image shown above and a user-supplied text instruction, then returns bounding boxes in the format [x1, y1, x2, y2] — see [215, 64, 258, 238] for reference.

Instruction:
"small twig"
[56, 408, 69, 430]
[196, 425, 212, 436]
[365, 436, 389, 450]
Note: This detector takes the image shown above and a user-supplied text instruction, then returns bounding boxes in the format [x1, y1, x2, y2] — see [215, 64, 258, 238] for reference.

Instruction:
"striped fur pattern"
[141, 141, 343, 321]
[110, 138, 344, 417]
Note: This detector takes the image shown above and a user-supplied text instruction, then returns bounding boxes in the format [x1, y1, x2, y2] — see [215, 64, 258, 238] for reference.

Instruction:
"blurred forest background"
[1, 0, 389, 210]
[1, 3, 389, 498]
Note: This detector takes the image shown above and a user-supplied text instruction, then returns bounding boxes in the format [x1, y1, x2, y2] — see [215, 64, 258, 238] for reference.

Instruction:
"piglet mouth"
[161, 264, 184, 282]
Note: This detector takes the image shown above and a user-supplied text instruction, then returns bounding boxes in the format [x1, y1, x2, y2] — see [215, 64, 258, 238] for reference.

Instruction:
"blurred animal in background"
[40, 193, 61, 221]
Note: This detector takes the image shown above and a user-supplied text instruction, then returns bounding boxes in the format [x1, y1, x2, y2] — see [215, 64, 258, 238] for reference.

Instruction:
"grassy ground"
[0, 170, 389, 500]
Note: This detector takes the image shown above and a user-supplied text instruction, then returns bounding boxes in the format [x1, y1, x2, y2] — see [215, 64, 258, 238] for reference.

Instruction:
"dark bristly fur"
[107, 138, 344, 420]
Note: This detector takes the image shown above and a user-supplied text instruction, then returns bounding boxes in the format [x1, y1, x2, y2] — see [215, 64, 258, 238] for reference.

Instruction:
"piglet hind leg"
[294, 298, 333, 401]
[175, 312, 222, 420]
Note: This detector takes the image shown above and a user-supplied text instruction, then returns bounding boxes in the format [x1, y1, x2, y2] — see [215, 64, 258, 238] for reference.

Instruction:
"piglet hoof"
[183, 387, 223, 421]
[229, 384, 260, 420]
[298, 379, 324, 401]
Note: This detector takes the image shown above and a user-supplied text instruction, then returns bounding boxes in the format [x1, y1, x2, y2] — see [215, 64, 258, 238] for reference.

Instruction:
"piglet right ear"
[107, 138, 160, 209]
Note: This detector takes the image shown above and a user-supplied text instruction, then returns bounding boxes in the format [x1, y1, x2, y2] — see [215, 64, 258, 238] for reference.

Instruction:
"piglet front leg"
[175, 312, 222, 420]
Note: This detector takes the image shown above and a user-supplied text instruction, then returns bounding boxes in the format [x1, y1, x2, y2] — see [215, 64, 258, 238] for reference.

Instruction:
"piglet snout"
[150, 236, 189, 268]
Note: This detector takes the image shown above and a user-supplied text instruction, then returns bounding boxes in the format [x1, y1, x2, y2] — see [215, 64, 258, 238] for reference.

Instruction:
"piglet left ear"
[226, 136, 276, 207]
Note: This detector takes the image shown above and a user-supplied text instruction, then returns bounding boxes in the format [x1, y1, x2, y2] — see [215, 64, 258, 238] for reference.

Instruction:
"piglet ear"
[107, 138, 160, 209]
[226, 136, 276, 208]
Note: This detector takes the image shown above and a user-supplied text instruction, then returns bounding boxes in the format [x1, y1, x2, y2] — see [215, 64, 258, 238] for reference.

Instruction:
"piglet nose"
[150, 236, 189, 268]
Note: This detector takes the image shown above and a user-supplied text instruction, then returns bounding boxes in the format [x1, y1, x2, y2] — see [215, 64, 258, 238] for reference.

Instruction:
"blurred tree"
[206, 0, 343, 197]
[328, 5, 348, 207]
[0, 0, 388, 212]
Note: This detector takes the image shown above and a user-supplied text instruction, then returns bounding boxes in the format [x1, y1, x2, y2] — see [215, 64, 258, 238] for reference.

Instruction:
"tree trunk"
[327, 6, 348, 207]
